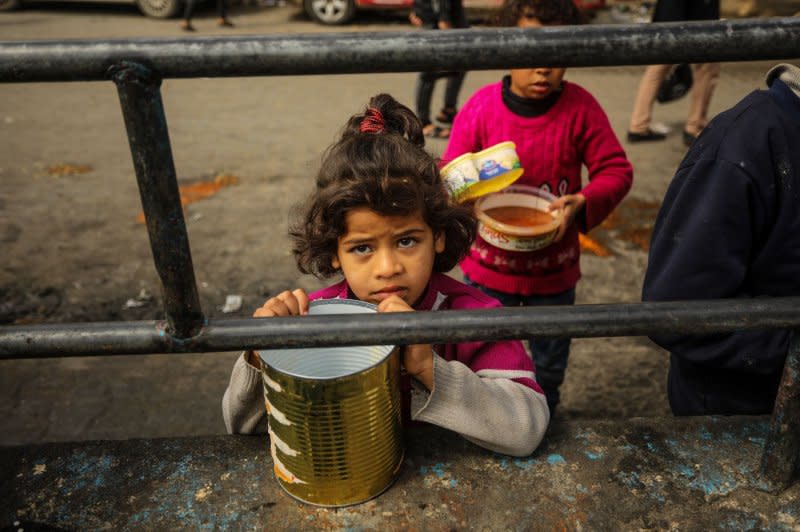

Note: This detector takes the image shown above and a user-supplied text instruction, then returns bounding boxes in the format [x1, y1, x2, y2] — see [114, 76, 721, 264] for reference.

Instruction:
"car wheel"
[304, 0, 356, 25]
[0, 0, 21, 11]
[136, 0, 182, 18]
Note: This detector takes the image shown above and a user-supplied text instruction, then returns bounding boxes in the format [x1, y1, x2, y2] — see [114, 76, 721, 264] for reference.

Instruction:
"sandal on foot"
[435, 107, 457, 124]
[423, 124, 450, 139]
[626, 128, 666, 143]
[180, 21, 196, 31]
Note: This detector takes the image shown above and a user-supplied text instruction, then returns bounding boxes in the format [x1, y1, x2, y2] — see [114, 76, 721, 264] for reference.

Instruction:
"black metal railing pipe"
[2, 297, 800, 358]
[109, 61, 204, 339]
[1, 18, 799, 83]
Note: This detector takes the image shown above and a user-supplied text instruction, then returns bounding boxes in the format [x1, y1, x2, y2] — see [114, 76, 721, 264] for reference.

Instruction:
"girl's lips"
[371, 287, 407, 301]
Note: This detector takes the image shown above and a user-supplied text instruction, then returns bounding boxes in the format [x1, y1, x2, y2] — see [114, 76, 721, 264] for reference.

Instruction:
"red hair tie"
[360, 107, 385, 134]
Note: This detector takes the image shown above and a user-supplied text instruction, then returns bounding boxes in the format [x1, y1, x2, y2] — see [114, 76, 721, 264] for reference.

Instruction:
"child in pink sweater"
[223, 93, 549, 457]
[441, 0, 633, 414]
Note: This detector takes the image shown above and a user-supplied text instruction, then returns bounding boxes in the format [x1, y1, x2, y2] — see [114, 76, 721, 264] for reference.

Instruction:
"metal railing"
[1, 17, 799, 491]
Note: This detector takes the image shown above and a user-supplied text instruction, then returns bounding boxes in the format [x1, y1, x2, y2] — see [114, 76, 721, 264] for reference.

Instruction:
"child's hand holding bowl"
[548, 193, 586, 243]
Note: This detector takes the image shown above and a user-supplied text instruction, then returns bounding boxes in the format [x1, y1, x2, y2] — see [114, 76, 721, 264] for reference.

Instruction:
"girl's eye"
[397, 237, 418, 249]
[350, 244, 372, 255]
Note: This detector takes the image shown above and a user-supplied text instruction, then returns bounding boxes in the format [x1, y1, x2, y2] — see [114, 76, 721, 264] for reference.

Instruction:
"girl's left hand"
[548, 193, 586, 243]
[377, 295, 434, 390]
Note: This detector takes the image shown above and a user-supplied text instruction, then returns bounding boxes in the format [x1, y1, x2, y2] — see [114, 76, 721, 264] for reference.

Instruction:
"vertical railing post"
[759, 328, 800, 491]
[110, 60, 204, 339]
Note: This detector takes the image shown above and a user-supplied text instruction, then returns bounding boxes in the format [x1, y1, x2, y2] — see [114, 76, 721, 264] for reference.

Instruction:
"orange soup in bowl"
[483, 206, 554, 227]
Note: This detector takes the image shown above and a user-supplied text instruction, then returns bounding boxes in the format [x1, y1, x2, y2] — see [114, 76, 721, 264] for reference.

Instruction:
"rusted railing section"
[1, 18, 798, 491]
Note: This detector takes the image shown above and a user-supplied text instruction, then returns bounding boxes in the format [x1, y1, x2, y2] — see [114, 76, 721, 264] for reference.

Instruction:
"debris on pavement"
[123, 288, 153, 309]
[136, 173, 240, 224]
[220, 294, 243, 314]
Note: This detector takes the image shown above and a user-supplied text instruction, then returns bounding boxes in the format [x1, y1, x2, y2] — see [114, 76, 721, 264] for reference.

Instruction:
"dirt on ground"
[0, 3, 783, 444]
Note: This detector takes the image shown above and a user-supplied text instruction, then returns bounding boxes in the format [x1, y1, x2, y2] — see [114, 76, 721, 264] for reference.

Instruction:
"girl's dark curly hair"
[291, 93, 477, 279]
[495, 0, 587, 27]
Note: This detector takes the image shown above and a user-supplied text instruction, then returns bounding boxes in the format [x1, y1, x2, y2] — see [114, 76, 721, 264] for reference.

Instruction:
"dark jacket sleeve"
[642, 157, 788, 375]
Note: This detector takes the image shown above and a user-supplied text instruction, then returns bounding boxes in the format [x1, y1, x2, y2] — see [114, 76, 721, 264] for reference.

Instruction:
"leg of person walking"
[217, 0, 233, 26]
[181, 0, 197, 31]
[438, 71, 465, 125]
[627, 63, 672, 141]
[684, 62, 721, 143]
[416, 71, 450, 138]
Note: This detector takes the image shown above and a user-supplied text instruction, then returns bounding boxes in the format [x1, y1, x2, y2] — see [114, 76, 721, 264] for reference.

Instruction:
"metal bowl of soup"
[475, 185, 562, 252]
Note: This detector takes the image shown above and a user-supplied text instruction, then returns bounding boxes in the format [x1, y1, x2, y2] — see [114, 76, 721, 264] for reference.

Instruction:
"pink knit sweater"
[442, 81, 633, 295]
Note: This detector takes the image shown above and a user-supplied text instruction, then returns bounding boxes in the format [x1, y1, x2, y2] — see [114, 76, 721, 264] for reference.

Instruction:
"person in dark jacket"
[642, 63, 800, 416]
[409, 0, 469, 139]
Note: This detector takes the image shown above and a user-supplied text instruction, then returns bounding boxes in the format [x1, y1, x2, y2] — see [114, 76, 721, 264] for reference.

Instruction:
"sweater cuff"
[411, 353, 463, 424]
[236, 351, 264, 395]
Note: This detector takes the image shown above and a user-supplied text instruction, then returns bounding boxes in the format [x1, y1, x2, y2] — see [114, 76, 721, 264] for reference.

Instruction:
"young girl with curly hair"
[222, 93, 549, 457]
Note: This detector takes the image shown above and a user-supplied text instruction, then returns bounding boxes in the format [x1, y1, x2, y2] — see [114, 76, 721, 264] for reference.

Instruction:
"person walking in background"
[642, 63, 800, 416]
[410, 0, 469, 139]
[180, 0, 234, 31]
[441, 0, 633, 415]
[626, 0, 720, 146]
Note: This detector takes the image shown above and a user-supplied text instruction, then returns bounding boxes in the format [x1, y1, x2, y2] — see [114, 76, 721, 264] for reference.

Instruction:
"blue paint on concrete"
[498, 458, 509, 471]
[547, 454, 566, 466]
[615, 471, 644, 490]
[585, 451, 603, 460]
[430, 463, 447, 478]
[420, 462, 449, 478]
[450, 479, 457, 487]
[125, 454, 262, 530]
[688, 468, 736, 497]
[645, 442, 657, 452]
[62, 450, 116, 496]
[781, 504, 798, 516]
[719, 516, 760, 530]
[513, 457, 536, 469]
[676, 464, 695, 479]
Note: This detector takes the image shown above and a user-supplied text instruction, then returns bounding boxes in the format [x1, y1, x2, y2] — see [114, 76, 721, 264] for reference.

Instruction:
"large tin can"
[258, 299, 404, 507]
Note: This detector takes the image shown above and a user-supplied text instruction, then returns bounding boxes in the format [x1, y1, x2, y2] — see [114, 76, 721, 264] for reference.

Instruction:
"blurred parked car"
[303, 0, 604, 25]
[303, 0, 408, 25]
[0, 0, 187, 18]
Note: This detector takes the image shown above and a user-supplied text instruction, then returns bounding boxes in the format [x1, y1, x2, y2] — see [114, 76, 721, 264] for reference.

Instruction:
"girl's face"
[331, 206, 445, 307]
[509, 15, 566, 100]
